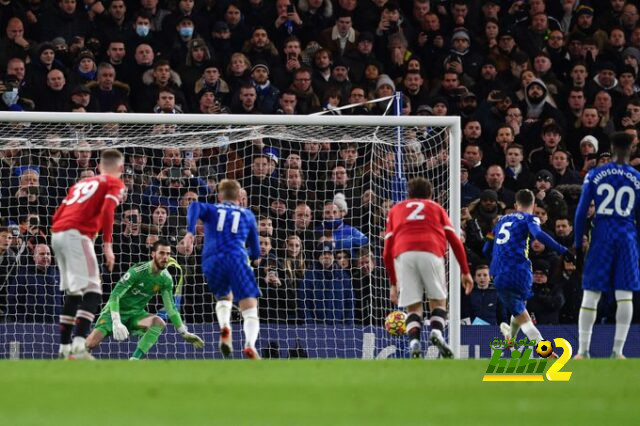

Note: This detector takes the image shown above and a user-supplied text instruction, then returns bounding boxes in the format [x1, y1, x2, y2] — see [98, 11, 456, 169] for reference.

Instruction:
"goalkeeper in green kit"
[83, 239, 204, 359]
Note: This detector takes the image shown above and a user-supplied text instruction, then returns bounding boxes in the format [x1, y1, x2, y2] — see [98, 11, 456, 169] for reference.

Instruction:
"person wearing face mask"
[315, 201, 368, 255]
[125, 11, 160, 53]
[0, 76, 34, 111]
[165, 16, 198, 69]
[160, 0, 207, 44]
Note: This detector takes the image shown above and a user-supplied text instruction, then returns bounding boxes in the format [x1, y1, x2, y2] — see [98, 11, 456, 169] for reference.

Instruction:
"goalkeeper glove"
[177, 325, 204, 349]
[111, 312, 129, 341]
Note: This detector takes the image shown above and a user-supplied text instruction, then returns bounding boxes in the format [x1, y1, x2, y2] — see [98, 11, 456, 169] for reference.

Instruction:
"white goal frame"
[0, 111, 462, 358]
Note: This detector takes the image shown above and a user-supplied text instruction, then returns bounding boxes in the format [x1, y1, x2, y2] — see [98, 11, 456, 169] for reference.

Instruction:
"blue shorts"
[203, 255, 261, 302]
[493, 268, 533, 317]
[583, 226, 640, 292]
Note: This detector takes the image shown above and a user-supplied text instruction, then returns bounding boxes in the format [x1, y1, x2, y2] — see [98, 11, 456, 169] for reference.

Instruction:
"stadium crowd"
[1, 0, 640, 328]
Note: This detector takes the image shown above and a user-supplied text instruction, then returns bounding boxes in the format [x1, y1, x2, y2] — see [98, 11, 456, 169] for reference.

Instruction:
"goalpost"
[0, 111, 461, 359]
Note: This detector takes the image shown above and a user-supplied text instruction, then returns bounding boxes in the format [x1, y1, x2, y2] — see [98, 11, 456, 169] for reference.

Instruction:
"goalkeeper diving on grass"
[83, 239, 204, 359]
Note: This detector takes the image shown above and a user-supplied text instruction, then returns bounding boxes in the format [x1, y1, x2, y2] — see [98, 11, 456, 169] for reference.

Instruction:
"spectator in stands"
[251, 62, 280, 113]
[470, 264, 504, 325]
[462, 118, 483, 145]
[534, 169, 555, 201]
[86, 62, 129, 112]
[319, 10, 358, 58]
[550, 150, 582, 185]
[138, 59, 188, 112]
[528, 121, 564, 172]
[318, 201, 367, 254]
[299, 242, 354, 324]
[232, 83, 260, 113]
[461, 160, 481, 207]
[7, 243, 60, 323]
[0, 17, 31, 72]
[291, 202, 315, 252]
[154, 87, 181, 113]
[483, 123, 514, 166]
[484, 165, 515, 207]
[113, 208, 147, 272]
[527, 259, 565, 325]
[504, 144, 531, 191]
[257, 234, 290, 322]
[289, 67, 321, 114]
[35, 69, 68, 112]
[143, 163, 209, 213]
[553, 216, 574, 249]
[41, 0, 91, 43]
[463, 143, 486, 188]
[468, 189, 504, 235]
[241, 153, 277, 208]
[0, 226, 18, 320]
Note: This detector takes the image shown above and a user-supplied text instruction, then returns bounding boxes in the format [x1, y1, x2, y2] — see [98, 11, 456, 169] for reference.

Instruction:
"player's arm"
[527, 217, 570, 257]
[101, 184, 124, 271]
[573, 175, 594, 251]
[382, 208, 397, 285]
[157, 257, 184, 320]
[441, 207, 473, 295]
[107, 268, 138, 341]
[183, 202, 210, 253]
[160, 287, 204, 349]
[246, 211, 261, 267]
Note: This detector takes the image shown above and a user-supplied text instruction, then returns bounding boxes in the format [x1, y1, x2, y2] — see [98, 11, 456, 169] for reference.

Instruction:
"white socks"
[578, 290, 601, 355]
[242, 307, 260, 349]
[520, 321, 543, 344]
[613, 290, 633, 355]
[510, 316, 520, 340]
[215, 300, 232, 329]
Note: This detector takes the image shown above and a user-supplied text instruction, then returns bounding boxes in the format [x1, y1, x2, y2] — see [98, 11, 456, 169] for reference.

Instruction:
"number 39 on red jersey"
[52, 175, 126, 238]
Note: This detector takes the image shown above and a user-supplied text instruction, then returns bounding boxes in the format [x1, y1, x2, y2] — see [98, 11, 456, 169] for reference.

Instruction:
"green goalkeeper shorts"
[95, 309, 151, 337]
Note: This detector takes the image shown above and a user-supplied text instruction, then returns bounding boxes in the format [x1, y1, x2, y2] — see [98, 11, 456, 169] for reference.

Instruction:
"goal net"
[0, 111, 461, 359]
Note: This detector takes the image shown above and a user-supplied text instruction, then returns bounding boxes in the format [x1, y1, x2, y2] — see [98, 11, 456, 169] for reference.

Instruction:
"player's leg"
[577, 290, 602, 358]
[612, 290, 633, 359]
[205, 263, 235, 357]
[131, 314, 166, 360]
[394, 252, 426, 358]
[238, 297, 260, 360]
[405, 302, 424, 359]
[513, 309, 543, 344]
[85, 329, 106, 351]
[63, 232, 103, 357]
[578, 236, 614, 358]
[419, 252, 452, 358]
[215, 294, 234, 358]
[52, 232, 80, 358]
[611, 240, 638, 358]
[232, 260, 262, 360]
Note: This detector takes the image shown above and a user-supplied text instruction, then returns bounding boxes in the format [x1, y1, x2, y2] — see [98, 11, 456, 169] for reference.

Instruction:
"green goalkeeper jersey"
[106, 261, 183, 329]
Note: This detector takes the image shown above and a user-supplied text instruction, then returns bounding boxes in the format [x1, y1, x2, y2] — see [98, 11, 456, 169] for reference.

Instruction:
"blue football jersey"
[574, 162, 640, 248]
[186, 201, 260, 263]
[574, 162, 640, 292]
[489, 212, 567, 277]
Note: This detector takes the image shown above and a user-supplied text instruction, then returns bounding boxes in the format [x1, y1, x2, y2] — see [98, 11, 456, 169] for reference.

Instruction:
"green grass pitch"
[0, 359, 638, 426]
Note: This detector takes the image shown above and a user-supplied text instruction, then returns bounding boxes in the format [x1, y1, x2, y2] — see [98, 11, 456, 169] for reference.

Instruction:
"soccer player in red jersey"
[51, 149, 126, 359]
[383, 177, 473, 358]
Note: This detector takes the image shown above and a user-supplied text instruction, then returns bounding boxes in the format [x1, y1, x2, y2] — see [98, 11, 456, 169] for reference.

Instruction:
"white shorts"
[51, 229, 100, 294]
[394, 251, 447, 307]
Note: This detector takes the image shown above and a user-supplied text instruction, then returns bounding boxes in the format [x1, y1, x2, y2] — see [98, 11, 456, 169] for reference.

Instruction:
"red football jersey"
[384, 198, 454, 259]
[52, 175, 125, 243]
